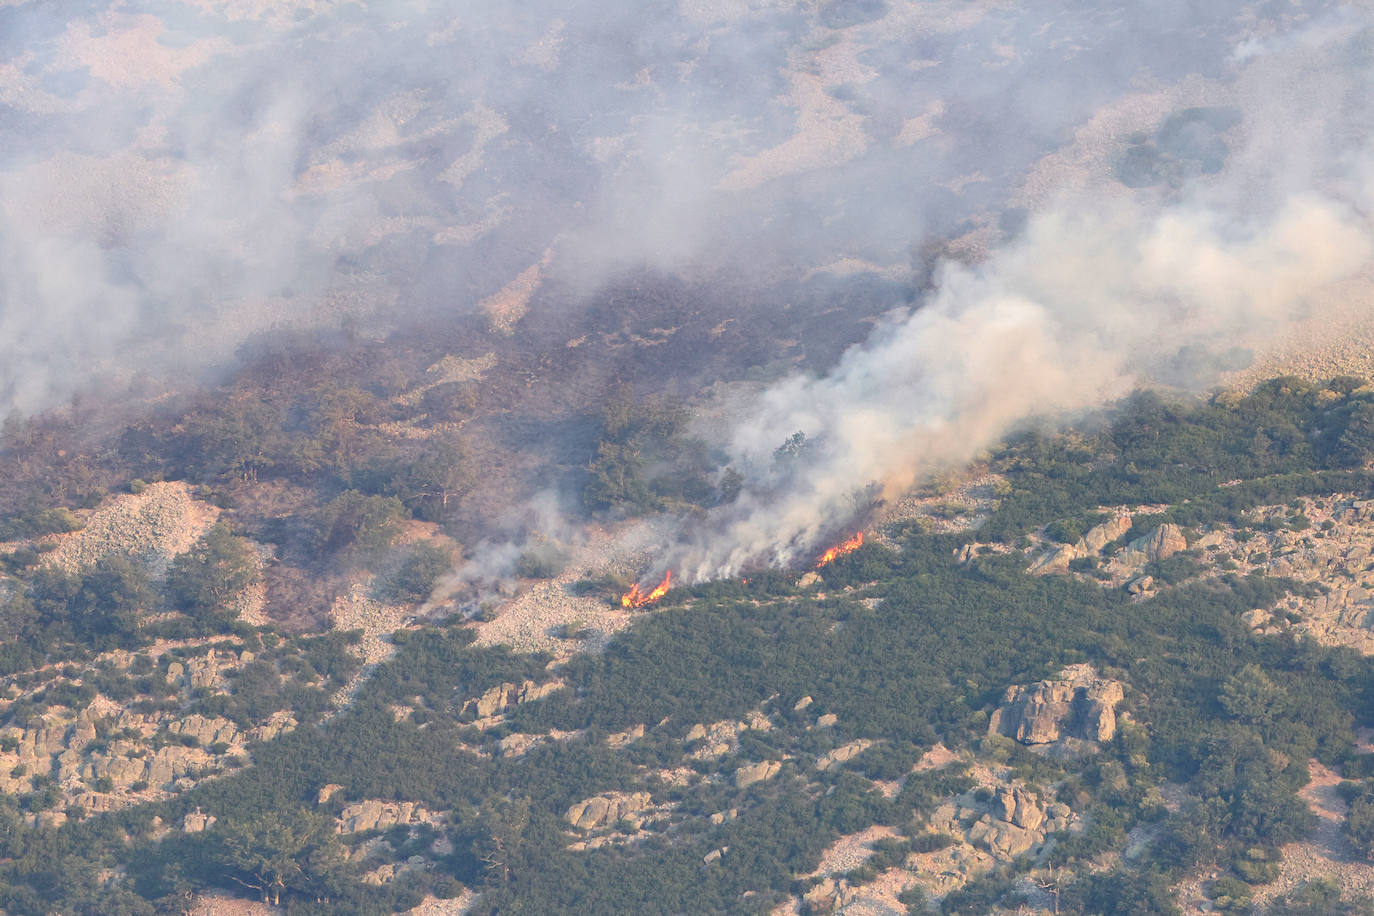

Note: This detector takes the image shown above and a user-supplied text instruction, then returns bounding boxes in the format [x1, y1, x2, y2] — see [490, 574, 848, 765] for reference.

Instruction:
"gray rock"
[1081, 513, 1132, 553]
[1128, 524, 1187, 563]
[183, 807, 216, 833]
[817, 740, 870, 771]
[1126, 575, 1154, 595]
[168, 714, 237, 748]
[1029, 542, 1083, 575]
[967, 815, 1037, 858]
[994, 787, 1043, 831]
[338, 799, 438, 834]
[461, 679, 561, 719]
[734, 760, 781, 789]
[184, 654, 224, 691]
[498, 733, 540, 757]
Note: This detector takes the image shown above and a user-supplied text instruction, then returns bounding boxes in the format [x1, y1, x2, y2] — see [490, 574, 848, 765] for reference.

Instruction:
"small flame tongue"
[621, 570, 672, 608]
[815, 532, 863, 569]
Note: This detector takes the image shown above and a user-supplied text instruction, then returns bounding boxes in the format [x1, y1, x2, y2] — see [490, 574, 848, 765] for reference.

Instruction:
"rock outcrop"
[817, 740, 871, 771]
[1126, 574, 1154, 595]
[1124, 523, 1187, 564]
[338, 800, 441, 834]
[1028, 542, 1082, 575]
[167, 714, 238, 748]
[565, 791, 653, 831]
[686, 711, 773, 759]
[183, 807, 216, 833]
[1081, 512, 1132, 552]
[498, 733, 542, 757]
[460, 679, 561, 719]
[988, 664, 1124, 746]
[1030, 512, 1133, 574]
[735, 759, 782, 788]
[929, 786, 1073, 862]
[992, 787, 1044, 831]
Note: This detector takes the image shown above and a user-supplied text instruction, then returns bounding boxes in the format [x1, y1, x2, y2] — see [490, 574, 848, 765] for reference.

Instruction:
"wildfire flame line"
[815, 532, 863, 569]
[621, 570, 672, 608]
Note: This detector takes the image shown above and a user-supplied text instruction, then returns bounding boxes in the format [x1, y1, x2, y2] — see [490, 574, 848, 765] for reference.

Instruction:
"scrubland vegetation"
[4, 372, 1374, 912]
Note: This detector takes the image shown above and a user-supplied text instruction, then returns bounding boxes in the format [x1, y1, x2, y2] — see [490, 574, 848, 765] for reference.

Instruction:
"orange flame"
[815, 532, 863, 569]
[621, 570, 672, 608]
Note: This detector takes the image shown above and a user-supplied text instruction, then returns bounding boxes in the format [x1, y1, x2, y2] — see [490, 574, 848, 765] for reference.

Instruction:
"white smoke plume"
[664, 15, 1374, 581]
[669, 187, 1374, 580]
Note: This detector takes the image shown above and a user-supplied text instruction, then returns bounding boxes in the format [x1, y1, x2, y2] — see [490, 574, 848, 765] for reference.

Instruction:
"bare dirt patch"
[1252, 759, 1374, 906]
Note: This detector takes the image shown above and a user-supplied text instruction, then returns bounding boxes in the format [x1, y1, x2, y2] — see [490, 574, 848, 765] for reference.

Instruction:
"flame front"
[815, 532, 863, 569]
[621, 570, 672, 608]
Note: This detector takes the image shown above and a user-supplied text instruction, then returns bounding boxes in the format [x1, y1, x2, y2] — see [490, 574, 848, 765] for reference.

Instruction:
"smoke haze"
[4, 1, 1374, 581]
[0, 0, 1337, 403]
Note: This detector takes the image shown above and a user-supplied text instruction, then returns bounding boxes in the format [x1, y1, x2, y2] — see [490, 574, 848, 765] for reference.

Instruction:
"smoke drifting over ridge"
[0, 0, 1341, 412]
[6, 2, 1374, 586]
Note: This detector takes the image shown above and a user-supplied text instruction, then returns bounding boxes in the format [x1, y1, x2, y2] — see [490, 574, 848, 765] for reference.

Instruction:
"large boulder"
[818, 740, 871, 771]
[1128, 524, 1187, 563]
[338, 800, 439, 834]
[1080, 512, 1132, 553]
[994, 787, 1044, 831]
[183, 808, 216, 833]
[1029, 542, 1083, 575]
[967, 816, 1038, 859]
[167, 714, 238, 748]
[988, 664, 1125, 746]
[1031, 512, 1133, 575]
[735, 760, 782, 788]
[145, 745, 205, 788]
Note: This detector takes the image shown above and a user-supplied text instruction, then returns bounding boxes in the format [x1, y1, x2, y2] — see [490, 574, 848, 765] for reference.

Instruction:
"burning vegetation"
[621, 570, 672, 608]
[815, 532, 863, 569]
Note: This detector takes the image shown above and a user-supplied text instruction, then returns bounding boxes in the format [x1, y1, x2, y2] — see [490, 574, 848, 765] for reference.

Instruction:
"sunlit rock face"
[989, 663, 1125, 747]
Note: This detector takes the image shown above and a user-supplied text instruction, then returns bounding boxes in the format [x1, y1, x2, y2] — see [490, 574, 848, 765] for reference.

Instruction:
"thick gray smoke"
[0, 0, 1334, 411]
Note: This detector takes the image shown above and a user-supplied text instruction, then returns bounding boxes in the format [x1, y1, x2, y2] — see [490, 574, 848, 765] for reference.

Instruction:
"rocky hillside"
[6, 374, 1374, 913]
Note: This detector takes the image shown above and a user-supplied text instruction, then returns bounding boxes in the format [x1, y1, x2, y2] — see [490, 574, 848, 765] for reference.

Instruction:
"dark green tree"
[166, 524, 259, 624]
[213, 807, 347, 906]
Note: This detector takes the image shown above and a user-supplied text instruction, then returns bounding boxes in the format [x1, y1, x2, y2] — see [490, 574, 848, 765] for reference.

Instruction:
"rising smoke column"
[669, 174, 1374, 581]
